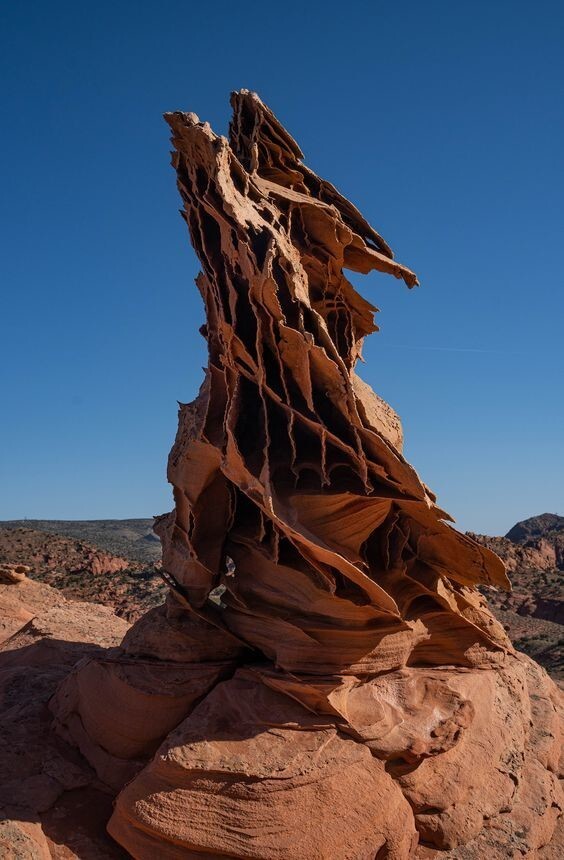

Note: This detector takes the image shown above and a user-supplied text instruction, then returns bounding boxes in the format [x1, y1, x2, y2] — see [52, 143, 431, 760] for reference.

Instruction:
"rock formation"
[48, 92, 562, 858]
[0, 526, 165, 621]
[0, 564, 130, 858]
[1, 518, 162, 565]
[470, 526, 563, 680]
[0, 526, 137, 577]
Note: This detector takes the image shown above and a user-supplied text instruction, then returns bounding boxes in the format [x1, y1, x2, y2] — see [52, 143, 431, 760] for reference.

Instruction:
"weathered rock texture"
[49, 92, 562, 858]
[0, 564, 129, 858]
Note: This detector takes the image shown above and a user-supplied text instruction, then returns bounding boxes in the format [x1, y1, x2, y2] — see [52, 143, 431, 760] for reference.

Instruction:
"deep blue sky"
[1, 1, 562, 534]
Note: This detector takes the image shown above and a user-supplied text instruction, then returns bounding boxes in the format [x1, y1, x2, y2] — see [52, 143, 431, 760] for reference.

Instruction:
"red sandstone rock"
[43, 92, 564, 858]
[470, 531, 560, 575]
[0, 565, 130, 857]
[109, 672, 418, 859]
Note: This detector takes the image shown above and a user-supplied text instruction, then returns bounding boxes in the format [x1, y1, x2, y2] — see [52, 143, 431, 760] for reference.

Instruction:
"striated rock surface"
[0, 564, 129, 858]
[46, 92, 563, 858]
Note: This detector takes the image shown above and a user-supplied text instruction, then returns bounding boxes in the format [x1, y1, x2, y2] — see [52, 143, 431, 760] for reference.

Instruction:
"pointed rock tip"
[163, 110, 201, 130]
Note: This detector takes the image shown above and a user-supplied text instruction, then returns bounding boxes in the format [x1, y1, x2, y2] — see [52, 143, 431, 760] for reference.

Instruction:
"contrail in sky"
[381, 345, 523, 354]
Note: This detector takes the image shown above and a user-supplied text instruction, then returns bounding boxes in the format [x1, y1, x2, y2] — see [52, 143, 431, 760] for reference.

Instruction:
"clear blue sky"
[1, 1, 562, 534]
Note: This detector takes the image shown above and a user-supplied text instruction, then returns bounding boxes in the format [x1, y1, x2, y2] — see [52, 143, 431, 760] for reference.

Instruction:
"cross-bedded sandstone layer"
[50, 92, 562, 859]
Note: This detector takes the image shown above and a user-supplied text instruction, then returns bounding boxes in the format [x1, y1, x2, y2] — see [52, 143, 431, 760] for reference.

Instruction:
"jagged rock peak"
[48, 92, 562, 860]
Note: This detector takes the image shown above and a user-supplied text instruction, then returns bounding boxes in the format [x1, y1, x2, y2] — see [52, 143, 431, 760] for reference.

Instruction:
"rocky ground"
[0, 525, 165, 623]
[470, 513, 564, 681]
[0, 559, 561, 859]
[1, 519, 160, 565]
[0, 563, 131, 858]
[0, 565, 564, 860]
[0, 514, 562, 857]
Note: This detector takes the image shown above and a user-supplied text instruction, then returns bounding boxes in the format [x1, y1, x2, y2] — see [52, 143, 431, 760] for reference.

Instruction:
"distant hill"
[0, 518, 160, 564]
[506, 512, 564, 544]
[470, 513, 563, 681]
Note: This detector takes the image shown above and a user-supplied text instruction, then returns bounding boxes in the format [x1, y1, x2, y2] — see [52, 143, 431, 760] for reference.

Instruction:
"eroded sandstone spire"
[50, 91, 562, 859]
[154, 89, 511, 672]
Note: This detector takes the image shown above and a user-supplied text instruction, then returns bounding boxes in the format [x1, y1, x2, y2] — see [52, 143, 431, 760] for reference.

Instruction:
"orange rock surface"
[0, 565, 129, 858]
[47, 92, 563, 858]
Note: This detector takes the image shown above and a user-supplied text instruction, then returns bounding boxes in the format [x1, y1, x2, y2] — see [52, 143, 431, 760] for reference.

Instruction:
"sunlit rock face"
[51, 92, 562, 859]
